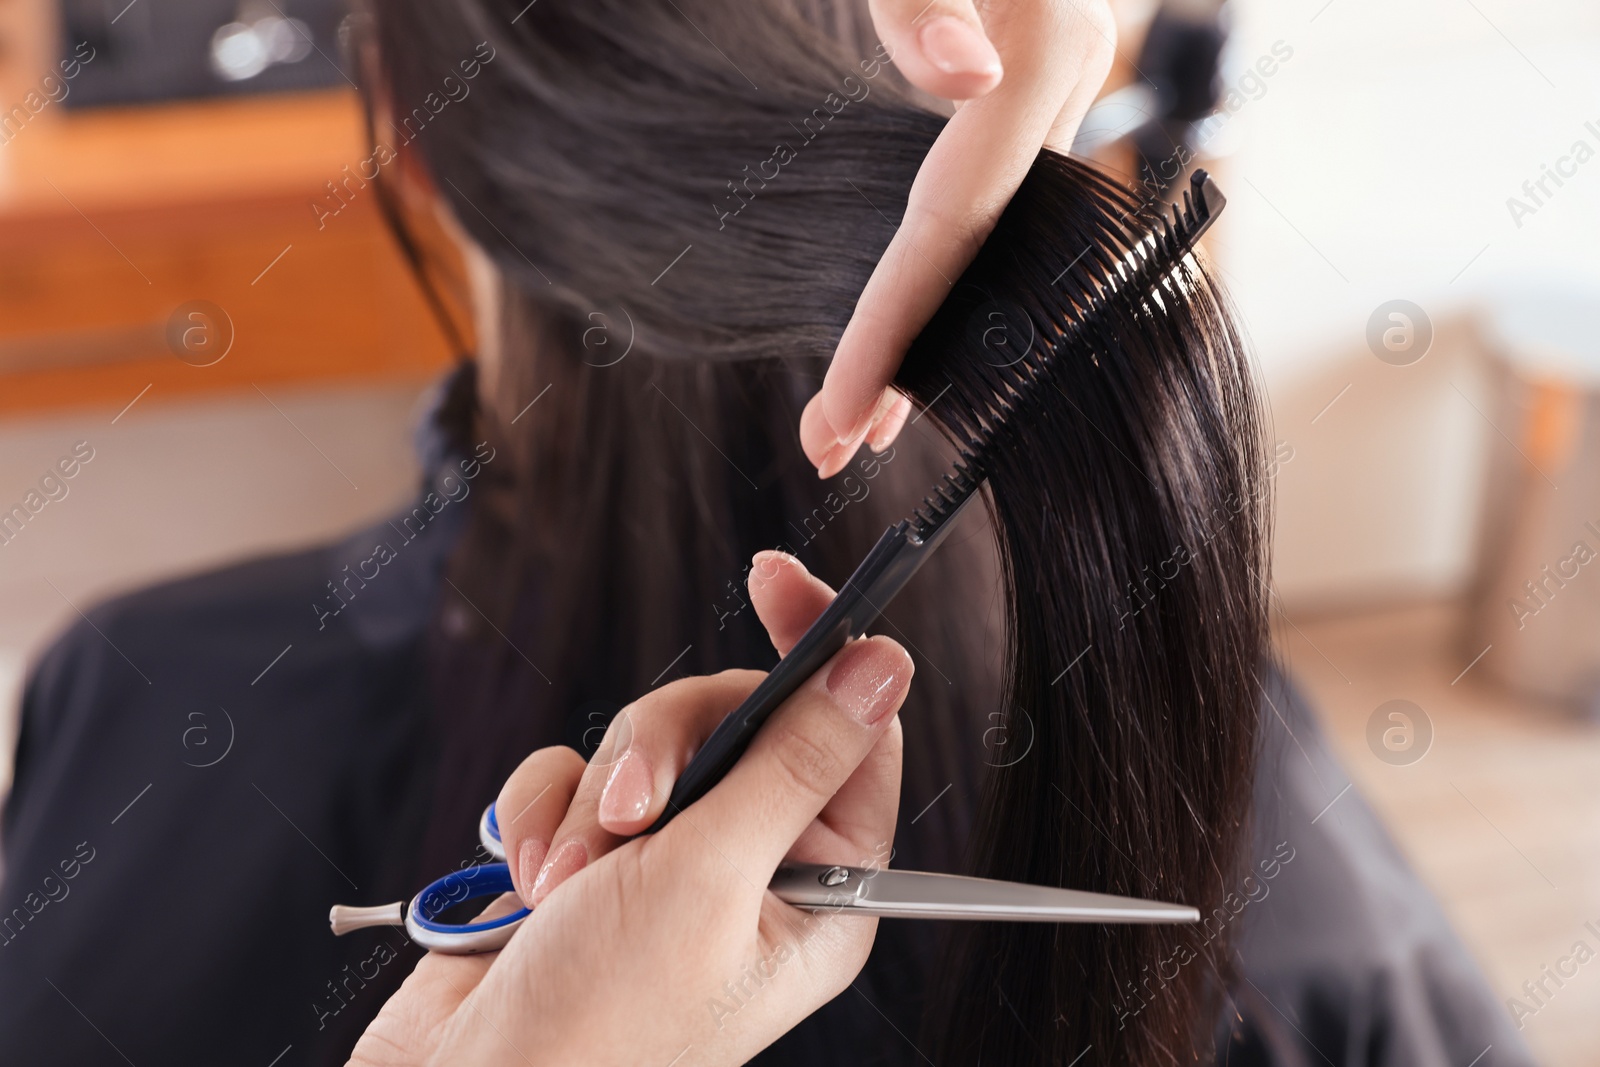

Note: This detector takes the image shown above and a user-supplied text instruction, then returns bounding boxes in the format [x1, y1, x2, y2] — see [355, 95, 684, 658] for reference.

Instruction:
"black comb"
[645, 170, 1226, 833]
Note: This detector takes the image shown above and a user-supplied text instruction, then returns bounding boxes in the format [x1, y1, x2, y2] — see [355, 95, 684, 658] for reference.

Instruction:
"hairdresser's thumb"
[868, 0, 1003, 101]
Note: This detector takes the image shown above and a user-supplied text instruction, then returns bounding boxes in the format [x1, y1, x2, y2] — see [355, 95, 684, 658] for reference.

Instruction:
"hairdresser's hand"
[349, 552, 909, 1067]
[801, 0, 1117, 476]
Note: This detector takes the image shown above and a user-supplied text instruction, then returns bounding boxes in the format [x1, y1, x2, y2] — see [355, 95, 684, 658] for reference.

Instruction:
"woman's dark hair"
[356, 1, 1269, 1064]
[898, 153, 1267, 1062]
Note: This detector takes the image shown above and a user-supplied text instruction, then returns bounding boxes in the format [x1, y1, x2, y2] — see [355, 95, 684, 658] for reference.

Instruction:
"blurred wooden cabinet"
[0, 87, 454, 415]
[0, 0, 53, 112]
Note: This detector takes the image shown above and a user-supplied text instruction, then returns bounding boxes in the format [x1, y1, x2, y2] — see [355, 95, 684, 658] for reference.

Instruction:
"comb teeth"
[908, 170, 1226, 542]
[910, 456, 983, 533]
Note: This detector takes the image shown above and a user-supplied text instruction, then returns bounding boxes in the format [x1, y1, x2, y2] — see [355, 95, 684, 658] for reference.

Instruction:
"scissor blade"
[768, 864, 1198, 923]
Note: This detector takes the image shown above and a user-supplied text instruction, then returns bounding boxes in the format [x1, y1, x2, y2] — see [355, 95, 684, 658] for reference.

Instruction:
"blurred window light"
[209, 15, 313, 83]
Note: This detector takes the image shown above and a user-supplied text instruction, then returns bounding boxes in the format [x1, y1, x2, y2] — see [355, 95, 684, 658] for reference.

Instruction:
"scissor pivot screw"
[819, 866, 851, 887]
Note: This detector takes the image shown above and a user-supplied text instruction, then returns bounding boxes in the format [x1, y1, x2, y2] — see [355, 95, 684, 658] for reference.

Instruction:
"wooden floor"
[1282, 603, 1600, 1067]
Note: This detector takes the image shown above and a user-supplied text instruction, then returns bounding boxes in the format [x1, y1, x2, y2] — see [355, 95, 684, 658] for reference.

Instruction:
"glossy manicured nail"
[515, 837, 548, 907]
[599, 748, 654, 827]
[750, 550, 802, 590]
[800, 391, 840, 468]
[917, 16, 1002, 79]
[867, 395, 911, 453]
[858, 388, 897, 448]
[816, 442, 851, 479]
[840, 402, 878, 445]
[825, 637, 913, 726]
[817, 426, 868, 479]
[531, 839, 587, 906]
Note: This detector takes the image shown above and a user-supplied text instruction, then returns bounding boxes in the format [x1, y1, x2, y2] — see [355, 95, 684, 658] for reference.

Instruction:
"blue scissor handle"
[480, 802, 505, 862]
[339, 798, 1200, 953]
[404, 862, 527, 954]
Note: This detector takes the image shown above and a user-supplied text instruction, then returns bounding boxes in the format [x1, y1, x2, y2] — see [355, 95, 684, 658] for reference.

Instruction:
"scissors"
[328, 169, 1227, 956]
[330, 800, 1199, 953]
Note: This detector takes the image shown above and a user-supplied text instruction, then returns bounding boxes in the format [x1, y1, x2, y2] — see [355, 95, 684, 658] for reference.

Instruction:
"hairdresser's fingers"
[804, 0, 1117, 469]
[788, 714, 903, 870]
[348, 953, 488, 1065]
[812, 387, 903, 478]
[747, 553, 901, 858]
[495, 745, 587, 905]
[1043, 21, 1117, 155]
[347, 890, 525, 1065]
[866, 393, 912, 455]
[747, 550, 839, 657]
[530, 671, 767, 903]
[674, 635, 913, 876]
[868, 0, 1003, 102]
[802, 395, 856, 480]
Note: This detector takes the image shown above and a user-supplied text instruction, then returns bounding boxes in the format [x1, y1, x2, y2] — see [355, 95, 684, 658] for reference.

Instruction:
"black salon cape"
[0, 398, 1534, 1066]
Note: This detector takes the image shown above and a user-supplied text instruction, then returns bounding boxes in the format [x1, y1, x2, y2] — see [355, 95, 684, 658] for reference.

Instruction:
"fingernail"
[867, 396, 910, 454]
[826, 638, 913, 726]
[750, 550, 802, 590]
[859, 389, 896, 446]
[516, 837, 548, 907]
[599, 748, 654, 827]
[531, 839, 587, 906]
[817, 426, 868, 480]
[816, 440, 853, 479]
[917, 16, 1002, 79]
[840, 404, 878, 444]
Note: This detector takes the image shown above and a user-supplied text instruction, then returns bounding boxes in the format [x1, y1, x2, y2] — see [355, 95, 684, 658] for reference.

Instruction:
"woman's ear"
[434, 200, 502, 398]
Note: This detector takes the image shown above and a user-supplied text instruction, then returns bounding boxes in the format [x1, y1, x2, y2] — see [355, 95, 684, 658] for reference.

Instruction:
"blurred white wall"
[0, 381, 428, 791]
[1213, 0, 1600, 609]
